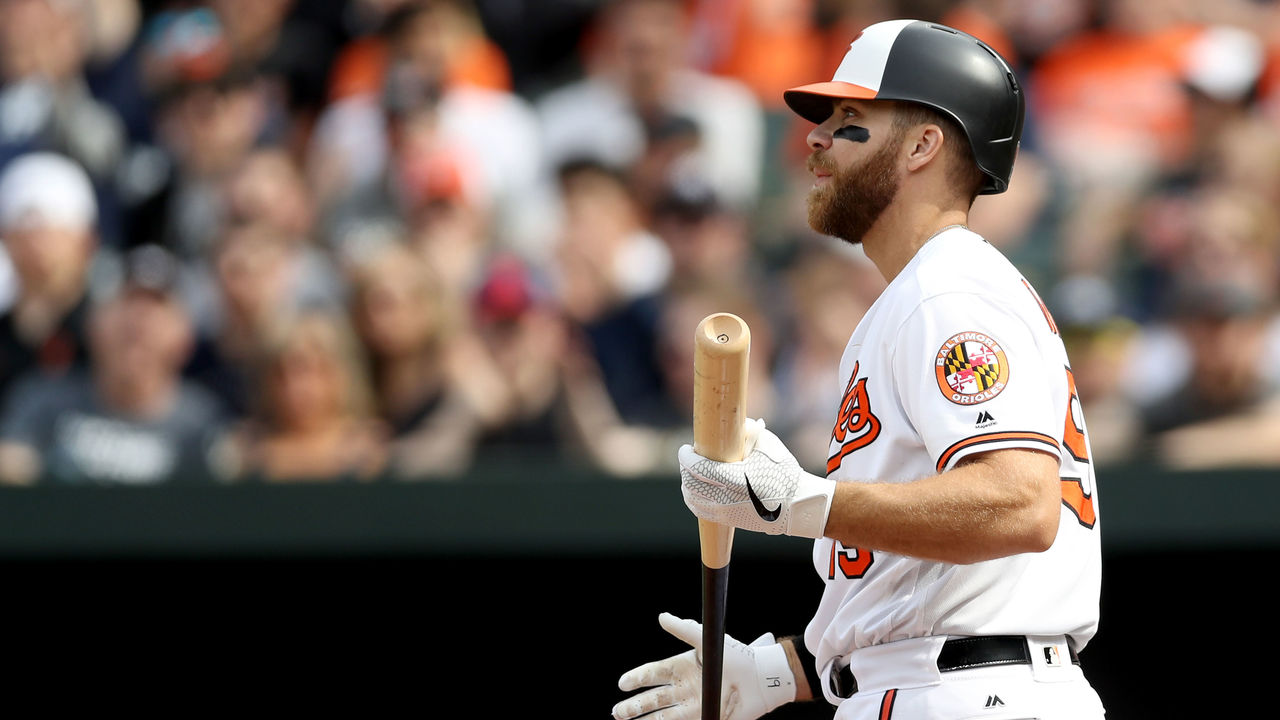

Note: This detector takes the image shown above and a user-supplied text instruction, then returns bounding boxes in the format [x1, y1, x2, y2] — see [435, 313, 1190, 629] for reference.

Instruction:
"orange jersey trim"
[1061, 477, 1098, 529]
[879, 688, 898, 719]
[935, 431, 1060, 473]
[1021, 278, 1059, 336]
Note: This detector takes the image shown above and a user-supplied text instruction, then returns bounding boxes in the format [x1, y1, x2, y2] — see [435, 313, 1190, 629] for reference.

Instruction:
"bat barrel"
[692, 313, 751, 465]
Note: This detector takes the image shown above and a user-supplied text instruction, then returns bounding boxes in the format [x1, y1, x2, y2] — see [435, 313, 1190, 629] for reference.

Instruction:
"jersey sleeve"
[891, 292, 1062, 473]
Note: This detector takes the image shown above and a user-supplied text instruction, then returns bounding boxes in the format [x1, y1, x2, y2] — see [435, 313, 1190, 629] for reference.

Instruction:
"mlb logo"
[1043, 645, 1063, 667]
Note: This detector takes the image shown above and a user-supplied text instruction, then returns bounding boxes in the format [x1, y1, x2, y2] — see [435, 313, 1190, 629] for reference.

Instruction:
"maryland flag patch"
[935, 331, 1010, 405]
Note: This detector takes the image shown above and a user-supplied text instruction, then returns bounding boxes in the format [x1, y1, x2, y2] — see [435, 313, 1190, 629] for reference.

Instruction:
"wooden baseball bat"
[692, 312, 751, 720]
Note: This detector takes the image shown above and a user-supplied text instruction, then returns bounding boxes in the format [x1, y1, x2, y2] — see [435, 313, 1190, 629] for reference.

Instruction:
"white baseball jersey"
[804, 227, 1101, 675]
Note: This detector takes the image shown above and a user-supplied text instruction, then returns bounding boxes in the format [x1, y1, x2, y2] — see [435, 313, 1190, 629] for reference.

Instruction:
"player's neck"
[861, 204, 970, 283]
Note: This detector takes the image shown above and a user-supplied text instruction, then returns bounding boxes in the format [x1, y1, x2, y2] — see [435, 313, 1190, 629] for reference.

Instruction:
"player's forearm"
[823, 449, 1061, 564]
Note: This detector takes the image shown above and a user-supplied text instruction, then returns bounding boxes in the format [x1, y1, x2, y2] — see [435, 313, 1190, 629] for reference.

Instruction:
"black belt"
[828, 635, 1080, 699]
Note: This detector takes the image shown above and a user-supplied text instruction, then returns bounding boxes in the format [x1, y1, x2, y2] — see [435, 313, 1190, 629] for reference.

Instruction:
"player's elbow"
[1013, 490, 1061, 555]
[964, 484, 1060, 563]
[1023, 509, 1060, 554]
[970, 448, 1062, 556]
[951, 515, 1056, 565]
[956, 511, 1056, 564]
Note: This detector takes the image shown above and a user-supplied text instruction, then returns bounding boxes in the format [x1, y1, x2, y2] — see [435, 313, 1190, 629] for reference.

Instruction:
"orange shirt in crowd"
[940, 4, 1020, 69]
[1255, 38, 1280, 120]
[326, 34, 512, 102]
[693, 0, 828, 109]
[1028, 24, 1203, 174]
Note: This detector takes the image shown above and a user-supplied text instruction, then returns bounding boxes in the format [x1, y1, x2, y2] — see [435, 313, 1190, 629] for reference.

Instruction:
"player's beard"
[806, 136, 901, 245]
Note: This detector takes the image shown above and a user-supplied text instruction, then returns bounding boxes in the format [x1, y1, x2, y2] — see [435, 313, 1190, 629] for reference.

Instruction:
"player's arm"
[680, 297, 1066, 562]
[823, 446, 1061, 564]
[679, 425, 1060, 564]
[819, 292, 1064, 563]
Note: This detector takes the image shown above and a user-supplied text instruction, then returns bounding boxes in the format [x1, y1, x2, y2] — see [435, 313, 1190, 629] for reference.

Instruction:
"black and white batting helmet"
[783, 19, 1025, 195]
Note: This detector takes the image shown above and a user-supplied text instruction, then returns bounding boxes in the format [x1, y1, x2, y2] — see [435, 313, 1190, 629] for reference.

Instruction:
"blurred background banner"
[0, 0, 1277, 714]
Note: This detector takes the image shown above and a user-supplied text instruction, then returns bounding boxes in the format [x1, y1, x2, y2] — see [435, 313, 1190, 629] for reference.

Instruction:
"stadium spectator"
[1137, 275, 1279, 441]
[80, 0, 153, 145]
[0, 153, 99, 401]
[207, 0, 343, 131]
[137, 6, 276, 256]
[535, 0, 766, 210]
[308, 0, 545, 257]
[326, 0, 512, 102]
[0, 244, 225, 485]
[627, 111, 703, 217]
[389, 79, 493, 299]
[551, 157, 671, 427]
[185, 218, 343, 417]
[348, 238, 506, 478]
[648, 165, 761, 296]
[768, 240, 884, 473]
[684, 0, 829, 110]
[215, 307, 389, 482]
[0, 0, 1279, 481]
[558, 282, 774, 478]
[0, 0, 129, 246]
[224, 145, 317, 241]
[467, 252, 582, 460]
[1137, 266, 1280, 469]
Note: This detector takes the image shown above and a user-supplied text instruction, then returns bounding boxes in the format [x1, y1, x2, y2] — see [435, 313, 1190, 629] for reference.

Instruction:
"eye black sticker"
[833, 125, 870, 143]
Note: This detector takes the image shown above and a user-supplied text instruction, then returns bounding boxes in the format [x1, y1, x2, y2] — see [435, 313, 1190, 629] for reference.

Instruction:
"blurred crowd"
[1, 0, 1279, 486]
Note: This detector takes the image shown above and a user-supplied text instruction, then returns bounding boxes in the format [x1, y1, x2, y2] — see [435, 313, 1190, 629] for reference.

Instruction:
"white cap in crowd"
[0, 152, 98, 232]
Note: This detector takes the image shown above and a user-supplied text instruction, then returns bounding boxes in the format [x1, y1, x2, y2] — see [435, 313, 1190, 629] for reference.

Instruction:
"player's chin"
[806, 182, 831, 206]
[807, 198, 851, 242]
[805, 192, 830, 230]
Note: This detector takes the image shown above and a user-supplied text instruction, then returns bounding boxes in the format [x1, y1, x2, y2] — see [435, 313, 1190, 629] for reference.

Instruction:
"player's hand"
[678, 419, 835, 538]
[612, 612, 795, 720]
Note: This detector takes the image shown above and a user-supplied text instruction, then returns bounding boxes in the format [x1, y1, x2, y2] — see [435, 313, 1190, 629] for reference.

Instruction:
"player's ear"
[903, 123, 946, 173]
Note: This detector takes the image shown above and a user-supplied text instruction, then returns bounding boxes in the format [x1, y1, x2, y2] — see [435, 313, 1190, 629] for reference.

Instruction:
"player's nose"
[807, 122, 834, 151]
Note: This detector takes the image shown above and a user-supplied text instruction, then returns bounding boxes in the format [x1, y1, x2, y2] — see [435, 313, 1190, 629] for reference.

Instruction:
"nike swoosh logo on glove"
[745, 474, 781, 522]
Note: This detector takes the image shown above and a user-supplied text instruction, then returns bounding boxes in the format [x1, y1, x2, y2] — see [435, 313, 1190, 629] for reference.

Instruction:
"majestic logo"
[975, 411, 996, 427]
[744, 474, 781, 522]
[935, 331, 1010, 405]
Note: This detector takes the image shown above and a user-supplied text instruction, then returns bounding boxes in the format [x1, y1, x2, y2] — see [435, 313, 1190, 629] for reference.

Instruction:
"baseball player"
[613, 19, 1105, 720]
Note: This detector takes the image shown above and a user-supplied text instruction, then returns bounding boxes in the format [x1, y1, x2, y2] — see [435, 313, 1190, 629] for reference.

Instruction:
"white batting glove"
[679, 419, 836, 539]
[612, 612, 796, 720]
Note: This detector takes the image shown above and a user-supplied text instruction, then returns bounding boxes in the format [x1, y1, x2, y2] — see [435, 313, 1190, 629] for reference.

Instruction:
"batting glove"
[679, 419, 835, 538]
[612, 612, 795, 720]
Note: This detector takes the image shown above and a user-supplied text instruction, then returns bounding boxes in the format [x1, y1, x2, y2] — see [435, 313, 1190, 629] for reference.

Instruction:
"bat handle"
[700, 519, 734, 720]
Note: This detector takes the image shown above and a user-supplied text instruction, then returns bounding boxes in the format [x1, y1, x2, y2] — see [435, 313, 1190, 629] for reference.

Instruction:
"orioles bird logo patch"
[935, 331, 1010, 405]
